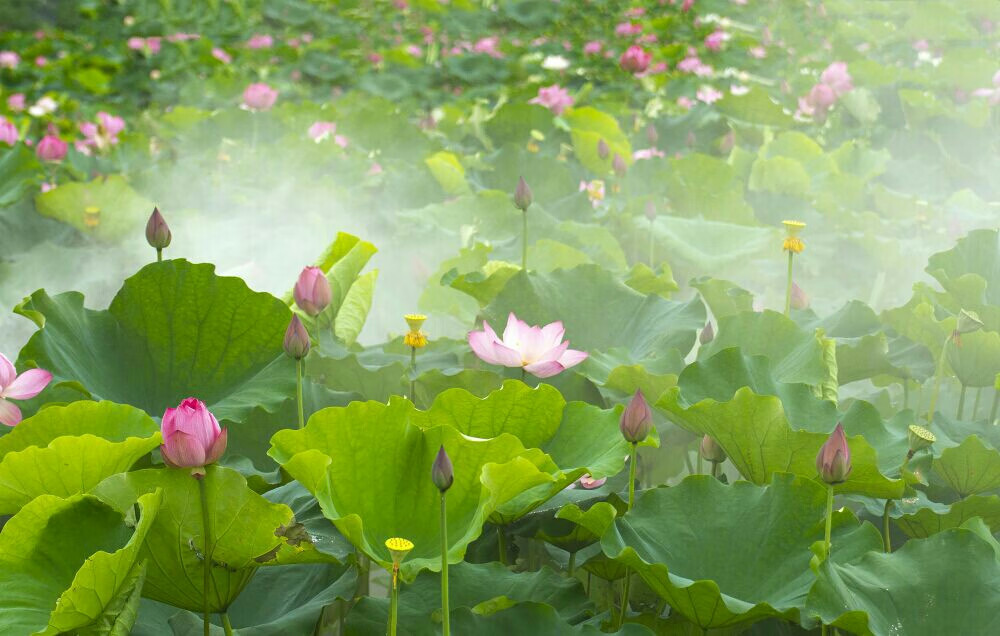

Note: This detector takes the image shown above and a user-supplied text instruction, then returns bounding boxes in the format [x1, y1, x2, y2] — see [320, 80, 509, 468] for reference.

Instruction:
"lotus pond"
[0, 1, 999, 635]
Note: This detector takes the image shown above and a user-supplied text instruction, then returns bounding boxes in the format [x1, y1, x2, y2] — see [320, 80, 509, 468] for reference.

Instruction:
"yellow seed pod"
[385, 537, 414, 566]
[404, 314, 427, 333]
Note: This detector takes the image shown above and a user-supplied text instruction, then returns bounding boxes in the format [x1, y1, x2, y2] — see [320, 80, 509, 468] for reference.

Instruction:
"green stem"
[882, 500, 892, 553]
[567, 551, 576, 577]
[497, 526, 508, 564]
[925, 335, 952, 425]
[388, 566, 399, 636]
[222, 613, 233, 636]
[198, 474, 213, 636]
[972, 387, 982, 420]
[903, 381, 909, 411]
[520, 367, 525, 382]
[617, 573, 631, 630]
[627, 443, 637, 511]
[711, 461, 720, 480]
[991, 390, 999, 424]
[957, 384, 967, 420]
[409, 346, 417, 402]
[648, 217, 655, 265]
[440, 492, 450, 636]
[296, 358, 305, 429]
[824, 485, 834, 556]
[156, 247, 163, 263]
[521, 210, 528, 271]
[784, 251, 794, 317]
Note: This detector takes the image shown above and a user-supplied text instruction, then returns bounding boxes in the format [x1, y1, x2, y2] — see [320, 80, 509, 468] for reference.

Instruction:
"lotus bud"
[790, 282, 809, 310]
[597, 138, 610, 160]
[612, 153, 627, 178]
[160, 398, 228, 471]
[644, 200, 656, 222]
[620, 390, 653, 444]
[816, 423, 852, 485]
[956, 309, 984, 334]
[145, 207, 171, 249]
[513, 176, 532, 212]
[699, 321, 714, 345]
[431, 445, 454, 492]
[699, 434, 726, 463]
[907, 424, 935, 453]
[293, 266, 332, 317]
[283, 314, 310, 360]
[645, 123, 658, 146]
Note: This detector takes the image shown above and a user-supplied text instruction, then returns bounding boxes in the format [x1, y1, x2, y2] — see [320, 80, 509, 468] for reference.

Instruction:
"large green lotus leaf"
[925, 228, 1000, 308]
[690, 277, 754, 320]
[483, 266, 705, 362]
[661, 387, 904, 498]
[895, 493, 1000, 538]
[947, 329, 1000, 388]
[15, 260, 295, 423]
[881, 300, 954, 360]
[347, 562, 594, 635]
[449, 603, 653, 635]
[0, 491, 160, 635]
[262, 481, 354, 565]
[699, 310, 831, 386]
[307, 350, 407, 402]
[715, 88, 795, 127]
[650, 216, 776, 272]
[807, 526, 1000, 636]
[34, 175, 154, 242]
[659, 154, 755, 224]
[412, 369, 505, 409]
[535, 501, 620, 553]
[601, 474, 882, 630]
[0, 400, 158, 456]
[269, 401, 552, 580]
[135, 563, 356, 635]
[836, 332, 936, 385]
[91, 466, 293, 613]
[932, 435, 1000, 496]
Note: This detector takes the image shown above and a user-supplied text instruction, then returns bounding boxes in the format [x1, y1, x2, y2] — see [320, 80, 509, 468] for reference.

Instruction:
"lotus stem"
[567, 551, 576, 577]
[972, 387, 982, 420]
[784, 251, 794, 316]
[521, 209, 528, 271]
[497, 526, 508, 564]
[617, 573, 631, 630]
[711, 461, 720, 480]
[296, 358, 305, 429]
[991, 390, 999, 424]
[648, 217, 655, 265]
[882, 500, 892, 553]
[627, 442, 637, 510]
[903, 381, 909, 411]
[409, 346, 417, 402]
[440, 491, 450, 636]
[156, 247, 163, 263]
[925, 334, 952, 425]
[388, 565, 399, 636]
[824, 484, 834, 556]
[617, 443, 639, 630]
[222, 613, 233, 636]
[197, 474, 213, 636]
[957, 384, 967, 419]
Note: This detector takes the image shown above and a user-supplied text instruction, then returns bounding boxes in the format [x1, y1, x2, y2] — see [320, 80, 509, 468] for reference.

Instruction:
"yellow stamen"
[83, 205, 101, 228]
[403, 331, 427, 348]
[783, 236, 805, 253]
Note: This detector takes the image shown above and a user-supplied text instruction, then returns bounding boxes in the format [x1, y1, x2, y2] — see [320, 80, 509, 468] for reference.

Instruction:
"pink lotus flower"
[99, 111, 126, 138]
[816, 423, 852, 484]
[529, 84, 574, 116]
[615, 22, 642, 37]
[308, 121, 336, 141]
[633, 147, 665, 160]
[0, 353, 52, 427]
[696, 86, 724, 104]
[247, 34, 273, 49]
[579, 179, 605, 207]
[749, 46, 767, 59]
[677, 54, 713, 76]
[294, 266, 332, 316]
[971, 69, 1000, 105]
[583, 41, 603, 55]
[0, 118, 17, 146]
[619, 45, 652, 74]
[160, 398, 228, 469]
[820, 61, 853, 96]
[7, 93, 25, 111]
[211, 47, 232, 64]
[36, 134, 67, 161]
[243, 83, 277, 110]
[682, 0, 695, 11]
[34, 56, 47, 67]
[473, 36, 503, 58]
[704, 30, 727, 52]
[0, 51, 20, 69]
[798, 83, 837, 119]
[468, 313, 588, 378]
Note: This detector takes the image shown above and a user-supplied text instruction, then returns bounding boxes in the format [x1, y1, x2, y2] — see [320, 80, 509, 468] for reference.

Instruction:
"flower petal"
[532, 340, 569, 365]
[539, 321, 566, 350]
[204, 428, 228, 464]
[0, 399, 22, 427]
[557, 347, 589, 369]
[518, 325, 549, 363]
[1, 368, 52, 400]
[502, 313, 521, 348]
[162, 431, 207, 468]
[523, 360, 566, 378]
[490, 342, 524, 368]
[469, 329, 502, 365]
[0, 353, 15, 390]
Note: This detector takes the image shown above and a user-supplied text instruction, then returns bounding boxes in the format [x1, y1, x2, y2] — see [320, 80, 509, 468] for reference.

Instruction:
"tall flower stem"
[972, 388, 982, 420]
[197, 474, 214, 636]
[409, 346, 417, 402]
[711, 462, 720, 480]
[296, 358, 305, 429]
[991, 390, 999, 424]
[925, 335, 952, 425]
[156, 247, 163, 263]
[881, 500, 892, 552]
[648, 217, 655, 265]
[820, 484, 834, 636]
[903, 381, 909, 411]
[497, 526, 508, 564]
[627, 442, 638, 510]
[617, 443, 638, 630]
[521, 211, 528, 271]
[222, 613, 233, 636]
[440, 492, 450, 636]
[388, 565, 400, 636]
[957, 384, 967, 419]
[567, 551, 576, 577]
[784, 251, 794, 316]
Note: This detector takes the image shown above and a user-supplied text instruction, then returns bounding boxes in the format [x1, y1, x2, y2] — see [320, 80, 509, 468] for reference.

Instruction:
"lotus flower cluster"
[0, 353, 52, 427]
[160, 398, 228, 470]
[798, 61, 853, 121]
[468, 313, 588, 378]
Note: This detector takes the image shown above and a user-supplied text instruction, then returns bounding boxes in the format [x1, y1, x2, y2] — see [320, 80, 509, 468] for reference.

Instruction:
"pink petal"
[204, 428, 228, 464]
[469, 329, 502, 365]
[162, 431, 207, 468]
[557, 348, 589, 369]
[539, 321, 566, 350]
[533, 340, 569, 365]
[0, 353, 15, 389]
[2, 368, 52, 400]
[502, 313, 522, 347]
[0, 399, 22, 427]
[490, 342, 524, 368]
[519, 325, 549, 363]
[523, 360, 566, 378]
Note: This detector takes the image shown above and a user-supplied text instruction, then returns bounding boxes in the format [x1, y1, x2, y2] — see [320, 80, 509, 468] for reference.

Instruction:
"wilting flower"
[513, 176, 532, 211]
[293, 266, 332, 316]
[816, 423, 852, 484]
[576, 474, 606, 489]
[431, 445, 454, 492]
[529, 85, 574, 115]
[0, 353, 52, 427]
[242, 82, 278, 111]
[468, 313, 588, 378]
[782, 220, 806, 253]
[35, 133, 67, 161]
[284, 314, 311, 360]
[0, 117, 18, 146]
[620, 45, 652, 74]
[145, 207, 171, 249]
[620, 390, 653, 443]
[700, 434, 727, 463]
[403, 313, 428, 349]
[159, 398, 228, 470]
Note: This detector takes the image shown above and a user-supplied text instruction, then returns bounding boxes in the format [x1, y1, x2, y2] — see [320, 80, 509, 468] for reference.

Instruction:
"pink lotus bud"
[808, 83, 837, 111]
[242, 82, 278, 110]
[620, 390, 652, 443]
[682, 0, 695, 11]
[145, 207, 172, 249]
[283, 314, 310, 360]
[816, 423, 852, 484]
[790, 282, 809, 310]
[704, 31, 726, 52]
[699, 322, 714, 344]
[35, 134, 67, 161]
[644, 200, 656, 222]
[293, 266, 332, 316]
[597, 138, 610, 160]
[431, 445, 454, 492]
[0, 118, 17, 146]
[513, 176, 532, 212]
[160, 398, 228, 469]
[619, 45, 652, 74]
[699, 434, 726, 463]
[645, 123, 658, 146]
[612, 153, 627, 178]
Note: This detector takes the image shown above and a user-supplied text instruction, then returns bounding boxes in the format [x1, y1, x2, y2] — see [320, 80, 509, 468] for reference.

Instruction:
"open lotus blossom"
[468, 313, 588, 378]
[529, 84, 573, 115]
[243, 82, 278, 110]
[160, 398, 228, 469]
[0, 354, 52, 426]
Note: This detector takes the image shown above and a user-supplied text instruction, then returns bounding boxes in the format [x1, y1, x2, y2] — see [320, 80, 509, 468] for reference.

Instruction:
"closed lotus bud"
[431, 445, 454, 492]
[644, 200, 656, 222]
[620, 390, 653, 443]
[612, 153, 627, 178]
[956, 309, 984, 334]
[645, 123, 658, 146]
[513, 176, 532, 212]
[700, 434, 726, 463]
[160, 398, 228, 470]
[699, 322, 714, 345]
[145, 207, 172, 249]
[816, 423, 852, 485]
[790, 282, 809, 310]
[907, 424, 935, 453]
[293, 266, 332, 317]
[283, 314, 310, 360]
[597, 138, 610, 160]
